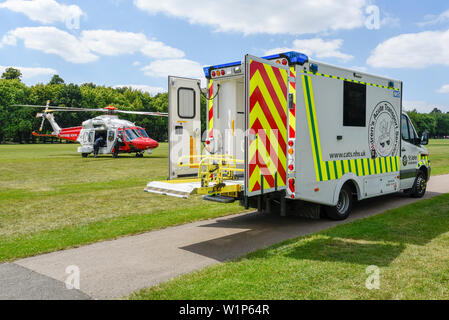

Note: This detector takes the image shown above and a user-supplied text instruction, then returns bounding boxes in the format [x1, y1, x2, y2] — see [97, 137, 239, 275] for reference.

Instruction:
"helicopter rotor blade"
[12, 104, 168, 117]
[115, 110, 168, 117]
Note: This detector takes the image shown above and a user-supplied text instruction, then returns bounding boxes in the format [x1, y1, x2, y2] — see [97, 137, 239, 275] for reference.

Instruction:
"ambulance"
[145, 52, 431, 220]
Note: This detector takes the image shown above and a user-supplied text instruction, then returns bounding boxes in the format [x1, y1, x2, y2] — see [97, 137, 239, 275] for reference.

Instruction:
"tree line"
[0, 67, 447, 143]
[407, 109, 449, 138]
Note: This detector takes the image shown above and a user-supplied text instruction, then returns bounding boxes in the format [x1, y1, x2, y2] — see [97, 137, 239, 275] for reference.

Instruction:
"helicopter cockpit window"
[125, 129, 139, 141]
[132, 129, 142, 138]
[138, 128, 149, 138]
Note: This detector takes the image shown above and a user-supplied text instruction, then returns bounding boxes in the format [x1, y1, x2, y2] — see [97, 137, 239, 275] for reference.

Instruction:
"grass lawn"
[130, 193, 449, 300]
[0, 143, 246, 262]
[428, 139, 449, 176]
[0, 139, 447, 264]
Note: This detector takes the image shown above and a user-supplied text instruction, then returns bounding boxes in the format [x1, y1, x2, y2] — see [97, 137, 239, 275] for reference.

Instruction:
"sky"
[0, 0, 448, 112]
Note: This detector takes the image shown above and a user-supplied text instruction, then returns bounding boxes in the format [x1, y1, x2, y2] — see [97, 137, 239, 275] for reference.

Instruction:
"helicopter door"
[106, 129, 116, 154]
[168, 76, 202, 179]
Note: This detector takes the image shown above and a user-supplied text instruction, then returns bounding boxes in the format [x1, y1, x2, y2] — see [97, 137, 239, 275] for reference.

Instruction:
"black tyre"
[411, 171, 427, 198]
[325, 184, 353, 220]
[82, 153, 88, 158]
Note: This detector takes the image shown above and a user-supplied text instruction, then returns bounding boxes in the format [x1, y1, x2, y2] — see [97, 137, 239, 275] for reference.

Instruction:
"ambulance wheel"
[82, 153, 88, 158]
[325, 185, 353, 220]
[411, 171, 427, 198]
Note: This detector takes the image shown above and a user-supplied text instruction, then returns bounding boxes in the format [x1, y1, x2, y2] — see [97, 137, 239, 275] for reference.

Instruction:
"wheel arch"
[332, 174, 362, 206]
[418, 165, 429, 181]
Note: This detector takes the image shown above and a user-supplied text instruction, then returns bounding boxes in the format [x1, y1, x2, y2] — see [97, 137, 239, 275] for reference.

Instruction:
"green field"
[130, 193, 449, 300]
[0, 139, 447, 263]
[128, 139, 449, 300]
[0, 143, 246, 262]
[428, 139, 449, 176]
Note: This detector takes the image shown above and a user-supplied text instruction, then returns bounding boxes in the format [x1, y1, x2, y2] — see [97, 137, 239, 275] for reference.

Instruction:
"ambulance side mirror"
[420, 132, 429, 146]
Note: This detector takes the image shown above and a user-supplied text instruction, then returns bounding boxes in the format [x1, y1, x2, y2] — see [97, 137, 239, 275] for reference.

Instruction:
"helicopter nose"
[132, 138, 159, 150]
[147, 138, 159, 149]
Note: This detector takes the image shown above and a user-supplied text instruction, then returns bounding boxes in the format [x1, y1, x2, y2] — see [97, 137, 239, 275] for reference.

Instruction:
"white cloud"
[0, 65, 57, 79]
[418, 9, 449, 27]
[350, 66, 368, 72]
[134, 0, 368, 35]
[438, 84, 449, 94]
[265, 38, 353, 62]
[81, 30, 184, 58]
[113, 84, 165, 95]
[142, 59, 204, 79]
[0, 0, 84, 25]
[1, 27, 185, 63]
[3, 27, 98, 63]
[403, 100, 449, 113]
[367, 29, 449, 68]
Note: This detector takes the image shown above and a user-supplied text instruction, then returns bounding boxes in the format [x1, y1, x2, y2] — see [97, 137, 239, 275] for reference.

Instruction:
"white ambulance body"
[146, 52, 431, 220]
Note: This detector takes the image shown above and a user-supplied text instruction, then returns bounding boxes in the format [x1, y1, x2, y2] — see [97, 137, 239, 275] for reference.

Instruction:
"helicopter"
[14, 101, 168, 158]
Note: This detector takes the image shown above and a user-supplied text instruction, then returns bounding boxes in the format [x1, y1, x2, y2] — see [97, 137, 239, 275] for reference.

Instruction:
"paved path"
[2, 174, 449, 299]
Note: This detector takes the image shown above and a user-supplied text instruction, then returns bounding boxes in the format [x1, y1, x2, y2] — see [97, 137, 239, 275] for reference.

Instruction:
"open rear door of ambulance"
[244, 55, 290, 197]
[168, 76, 202, 180]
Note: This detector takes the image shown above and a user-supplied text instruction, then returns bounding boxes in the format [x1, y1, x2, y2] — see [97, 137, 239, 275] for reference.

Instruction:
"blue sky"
[0, 0, 448, 112]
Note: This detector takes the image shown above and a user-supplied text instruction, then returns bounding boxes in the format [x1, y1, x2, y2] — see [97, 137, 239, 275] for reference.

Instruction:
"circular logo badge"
[402, 155, 408, 167]
[368, 101, 400, 158]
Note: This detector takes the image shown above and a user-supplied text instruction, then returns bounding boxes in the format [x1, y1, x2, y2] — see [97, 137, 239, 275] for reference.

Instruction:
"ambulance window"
[343, 81, 366, 127]
[401, 115, 410, 141]
[178, 88, 195, 119]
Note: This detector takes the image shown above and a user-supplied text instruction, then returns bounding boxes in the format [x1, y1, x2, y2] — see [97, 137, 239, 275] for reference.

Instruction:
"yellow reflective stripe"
[328, 161, 337, 180]
[343, 160, 350, 175]
[303, 71, 396, 90]
[306, 76, 328, 181]
[208, 80, 214, 134]
[264, 64, 287, 106]
[289, 66, 296, 137]
[250, 69, 287, 134]
[249, 102, 287, 163]
[302, 75, 321, 181]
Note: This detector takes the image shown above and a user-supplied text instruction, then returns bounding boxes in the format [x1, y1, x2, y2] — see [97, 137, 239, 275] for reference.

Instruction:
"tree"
[49, 74, 65, 85]
[431, 108, 442, 114]
[1, 67, 22, 80]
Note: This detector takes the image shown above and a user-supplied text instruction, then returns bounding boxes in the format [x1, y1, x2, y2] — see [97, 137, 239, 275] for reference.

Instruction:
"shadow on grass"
[283, 237, 406, 266]
[180, 194, 449, 267]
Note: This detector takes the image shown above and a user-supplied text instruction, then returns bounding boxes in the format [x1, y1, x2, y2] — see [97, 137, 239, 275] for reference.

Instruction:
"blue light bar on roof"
[203, 51, 309, 78]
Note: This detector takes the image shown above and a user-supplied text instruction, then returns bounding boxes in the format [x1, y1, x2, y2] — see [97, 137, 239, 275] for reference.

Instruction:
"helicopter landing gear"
[82, 153, 88, 158]
[136, 153, 144, 158]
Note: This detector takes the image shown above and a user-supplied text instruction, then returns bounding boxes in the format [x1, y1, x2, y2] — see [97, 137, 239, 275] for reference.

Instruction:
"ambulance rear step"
[144, 179, 244, 199]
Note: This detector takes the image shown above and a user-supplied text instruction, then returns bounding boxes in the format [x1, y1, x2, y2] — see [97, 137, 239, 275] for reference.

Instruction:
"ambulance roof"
[203, 51, 308, 78]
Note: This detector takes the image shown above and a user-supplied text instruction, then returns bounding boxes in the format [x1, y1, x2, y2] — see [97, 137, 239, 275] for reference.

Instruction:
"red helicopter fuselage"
[33, 124, 159, 155]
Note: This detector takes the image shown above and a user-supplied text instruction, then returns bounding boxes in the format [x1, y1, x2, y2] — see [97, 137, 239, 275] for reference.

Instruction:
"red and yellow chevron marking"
[208, 80, 214, 138]
[248, 60, 288, 193]
[289, 66, 296, 139]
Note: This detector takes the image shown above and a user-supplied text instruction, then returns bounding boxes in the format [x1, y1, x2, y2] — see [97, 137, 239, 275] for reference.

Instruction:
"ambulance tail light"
[289, 178, 295, 194]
